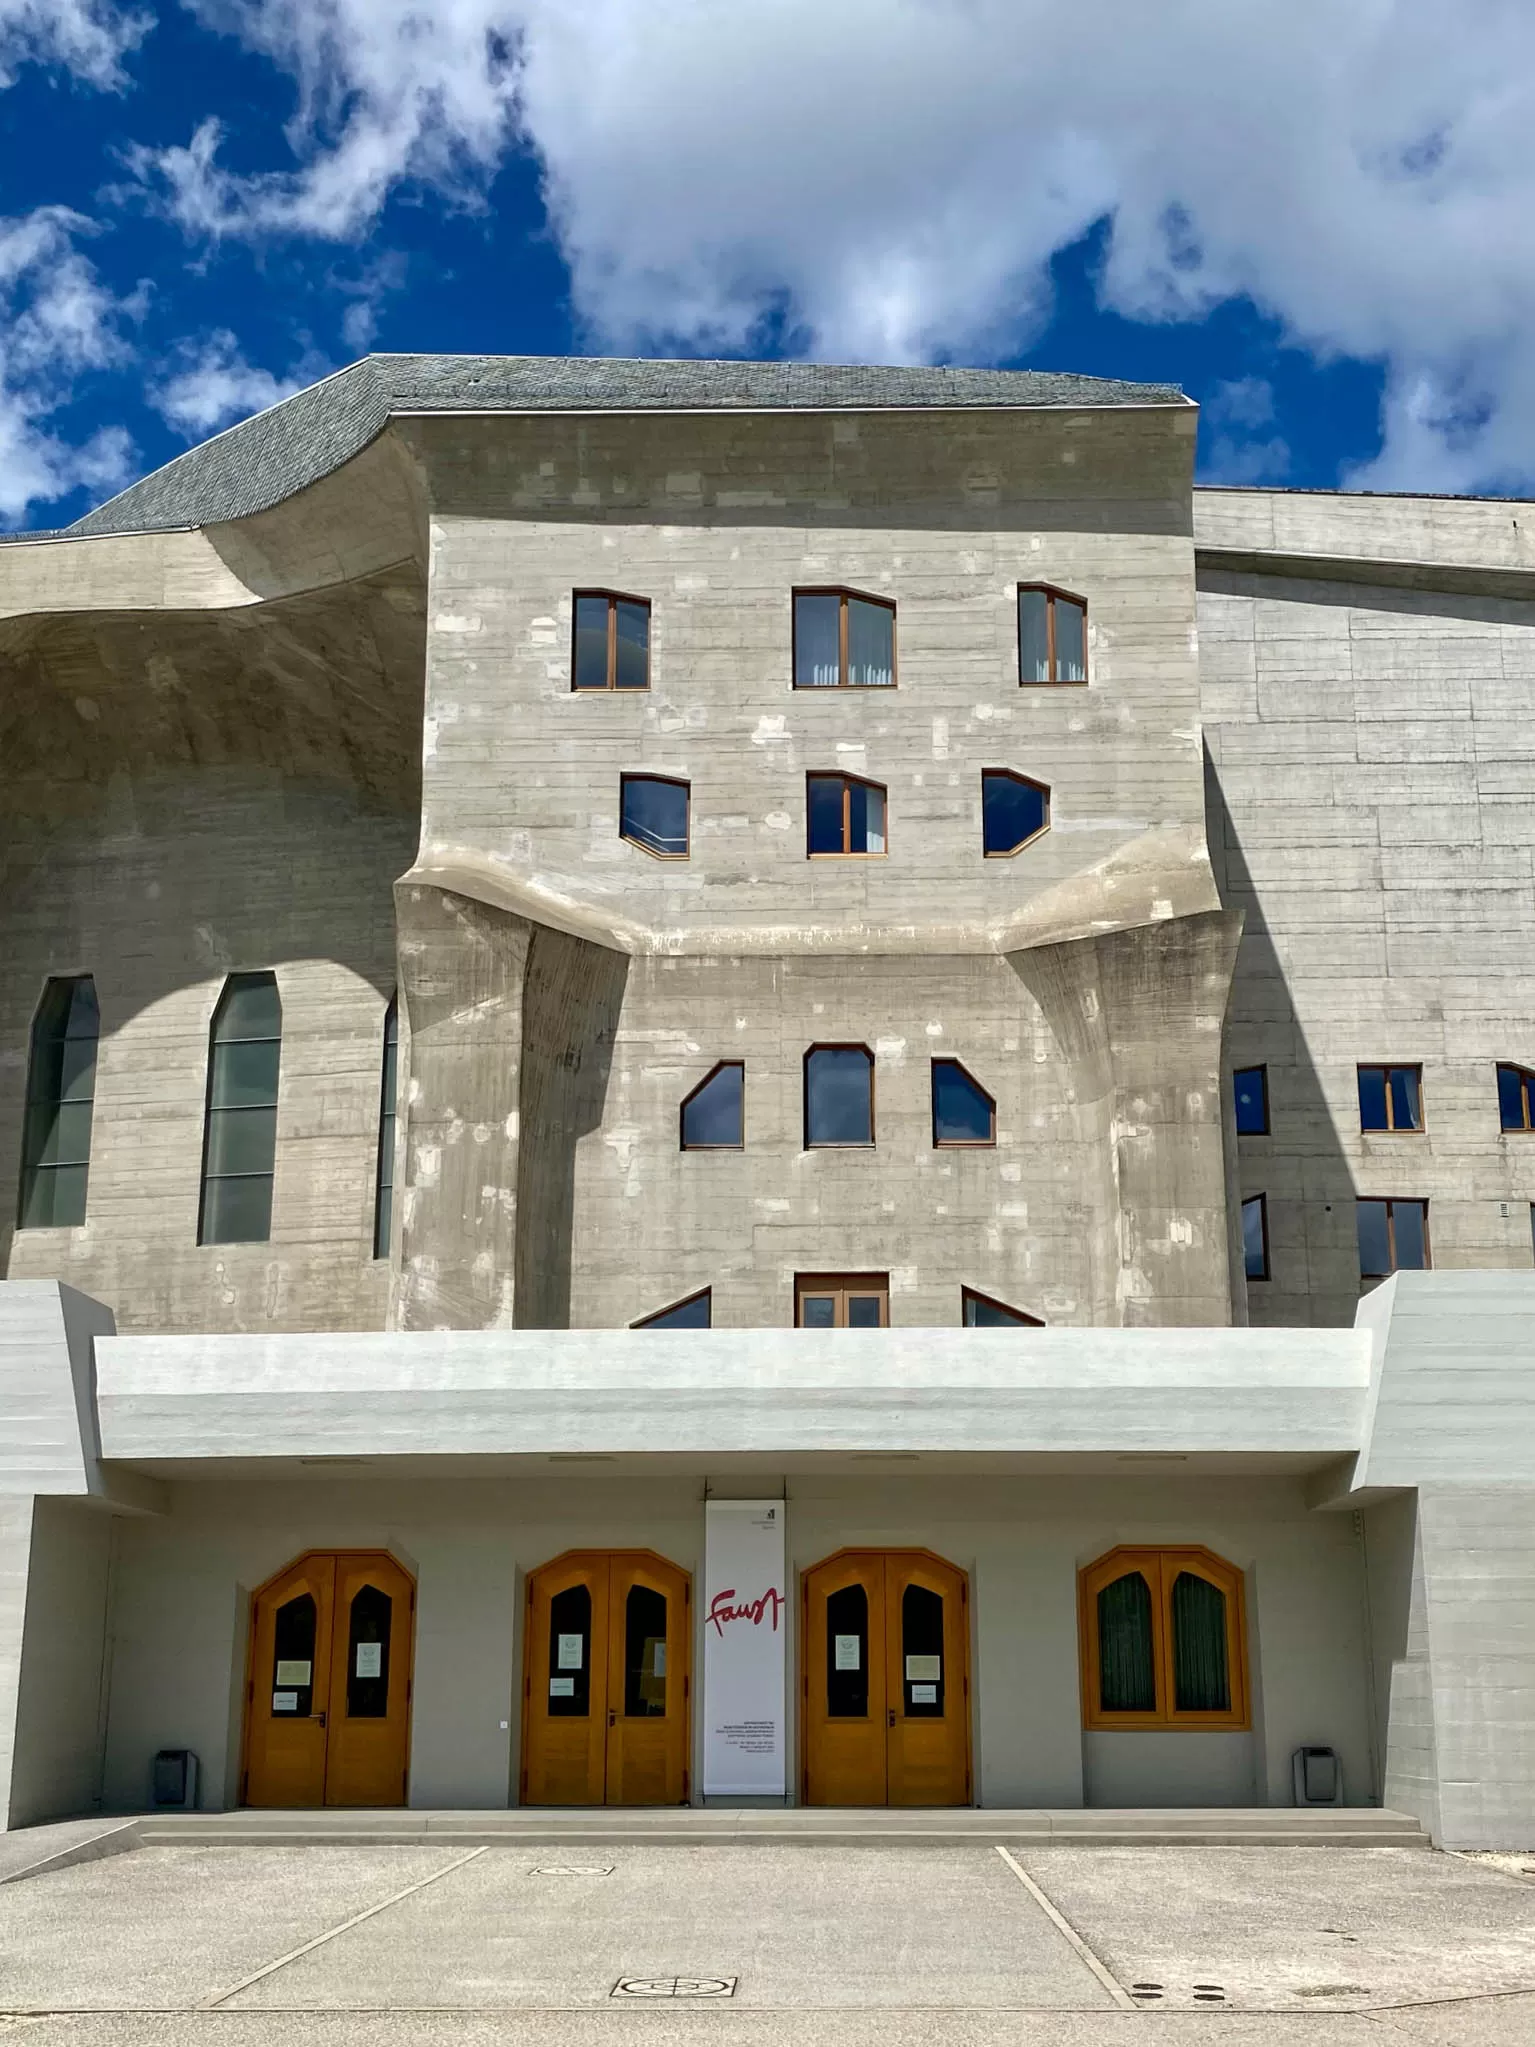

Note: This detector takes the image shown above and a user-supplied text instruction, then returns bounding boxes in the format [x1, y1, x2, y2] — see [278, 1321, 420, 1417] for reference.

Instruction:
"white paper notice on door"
[557, 1633, 584, 1670]
[905, 1654, 941, 1681]
[355, 1642, 382, 1678]
[652, 1641, 666, 1677]
[910, 1683, 938, 1704]
[834, 1634, 861, 1670]
[548, 1677, 575, 1697]
[275, 1660, 311, 1686]
[272, 1691, 299, 1712]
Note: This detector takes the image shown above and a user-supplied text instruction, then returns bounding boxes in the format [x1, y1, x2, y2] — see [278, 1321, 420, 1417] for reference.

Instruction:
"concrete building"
[2, 356, 1534, 1844]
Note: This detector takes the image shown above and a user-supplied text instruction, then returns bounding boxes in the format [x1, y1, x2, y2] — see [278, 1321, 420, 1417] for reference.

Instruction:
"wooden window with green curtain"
[1079, 1545, 1248, 1730]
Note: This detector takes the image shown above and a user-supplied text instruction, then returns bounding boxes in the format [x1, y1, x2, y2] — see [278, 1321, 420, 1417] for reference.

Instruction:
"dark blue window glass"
[1233, 1067, 1268, 1136]
[620, 776, 689, 857]
[681, 1063, 744, 1149]
[981, 772, 1048, 855]
[805, 1046, 873, 1146]
[636, 1290, 712, 1328]
[932, 1060, 994, 1145]
[1242, 1195, 1268, 1280]
[1499, 1064, 1535, 1132]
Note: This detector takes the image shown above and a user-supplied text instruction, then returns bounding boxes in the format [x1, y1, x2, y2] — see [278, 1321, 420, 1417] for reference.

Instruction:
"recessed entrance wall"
[521, 1548, 691, 1806]
[242, 1550, 414, 1809]
[801, 1548, 971, 1807]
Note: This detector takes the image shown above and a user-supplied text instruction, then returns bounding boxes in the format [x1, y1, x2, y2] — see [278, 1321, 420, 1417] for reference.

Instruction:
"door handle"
[888, 1708, 896, 1728]
[608, 1709, 617, 1728]
[315, 1711, 327, 1728]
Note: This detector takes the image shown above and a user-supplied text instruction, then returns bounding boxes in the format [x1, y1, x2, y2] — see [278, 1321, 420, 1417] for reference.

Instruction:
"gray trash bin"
[1292, 1745, 1343, 1805]
[151, 1749, 199, 1809]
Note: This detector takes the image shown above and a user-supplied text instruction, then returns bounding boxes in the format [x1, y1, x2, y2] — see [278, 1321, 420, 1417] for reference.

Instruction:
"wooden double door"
[522, 1549, 691, 1806]
[802, 1549, 971, 1806]
[243, 1550, 415, 1808]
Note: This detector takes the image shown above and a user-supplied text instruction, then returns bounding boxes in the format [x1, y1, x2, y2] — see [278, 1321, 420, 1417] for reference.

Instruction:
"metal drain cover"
[612, 1977, 737, 2000]
[531, 1865, 615, 1876]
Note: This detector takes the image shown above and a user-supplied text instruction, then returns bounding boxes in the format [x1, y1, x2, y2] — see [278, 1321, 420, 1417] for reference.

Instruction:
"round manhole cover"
[612, 1977, 737, 2000]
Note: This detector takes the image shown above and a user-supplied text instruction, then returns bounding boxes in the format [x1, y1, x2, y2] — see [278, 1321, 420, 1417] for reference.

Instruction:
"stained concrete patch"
[219, 1844, 1118, 2011]
[1017, 1845, 1535, 2009]
[0, 1847, 462, 2011]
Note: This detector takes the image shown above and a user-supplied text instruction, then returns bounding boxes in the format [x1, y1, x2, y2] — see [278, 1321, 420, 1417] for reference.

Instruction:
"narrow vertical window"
[373, 996, 398, 1259]
[793, 589, 896, 688]
[572, 591, 651, 690]
[806, 773, 887, 856]
[199, 972, 281, 1246]
[1233, 1066, 1269, 1135]
[1018, 585, 1088, 684]
[17, 975, 99, 1229]
[1356, 1197, 1430, 1278]
[1497, 1063, 1535, 1132]
[1242, 1194, 1270, 1281]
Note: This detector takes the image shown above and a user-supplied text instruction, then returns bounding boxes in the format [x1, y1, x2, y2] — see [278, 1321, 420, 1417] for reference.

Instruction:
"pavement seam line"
[194, 1844, 489, 2010]
[993, 1845, 1137, 2012]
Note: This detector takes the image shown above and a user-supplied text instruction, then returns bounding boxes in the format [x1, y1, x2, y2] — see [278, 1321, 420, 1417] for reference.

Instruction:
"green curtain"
[1097, 1572, 1156, 1712]
[1171, 1572, 1230, 1712]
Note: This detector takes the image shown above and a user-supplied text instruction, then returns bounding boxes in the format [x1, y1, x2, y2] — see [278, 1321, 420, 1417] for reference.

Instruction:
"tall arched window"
[1078, 1545, 1249, 1730]
[17, 976, 99, 1229]
[374, 996, 398, 1259]
[199, 972, 281, 1246]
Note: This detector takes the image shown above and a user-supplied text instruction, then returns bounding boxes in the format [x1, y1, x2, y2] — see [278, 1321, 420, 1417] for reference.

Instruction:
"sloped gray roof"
[66, 353, 1188, 540]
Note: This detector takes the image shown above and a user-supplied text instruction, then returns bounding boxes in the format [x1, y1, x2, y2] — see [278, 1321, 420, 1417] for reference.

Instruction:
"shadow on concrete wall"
[515, 927, 628, 1329]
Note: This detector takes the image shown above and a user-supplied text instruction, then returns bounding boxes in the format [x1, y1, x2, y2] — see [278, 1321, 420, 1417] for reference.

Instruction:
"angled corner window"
[1357, 1197, 1429, 1279]
[1497, 1063, 1535, 1133]
[1242, 1194, 1270, 1281]
[804, 1044, 874, 1147]
[1357, 1064, 1423, 1133]
[1233, 1065, 1269, 1136]
[807, 773, 887, 857]
[199, 971, 281, 1247]
[981, 769, 1050, 856]
[573, 591, 651, 690]
[1019, 584, 1087, 684]
[793, 588, 896, 688]
[962, 1287, 1042, 1327]
[373, 996, 398, 1259]
[680, 1061, 744, 1150]
[932, 1059, 995, 1146]
[1080, 1545, 1249, 1731]
[620, 774, 690, 858]
[17, 975, 99, 1229]
[633, 1288, 712, 1329]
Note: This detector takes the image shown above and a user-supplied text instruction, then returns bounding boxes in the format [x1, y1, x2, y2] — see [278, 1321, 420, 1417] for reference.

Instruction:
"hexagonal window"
[981, 770, 1050, 856]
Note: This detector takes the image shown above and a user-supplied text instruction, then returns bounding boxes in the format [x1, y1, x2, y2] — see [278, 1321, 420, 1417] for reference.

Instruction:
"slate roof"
[65, 353, 1188, 540]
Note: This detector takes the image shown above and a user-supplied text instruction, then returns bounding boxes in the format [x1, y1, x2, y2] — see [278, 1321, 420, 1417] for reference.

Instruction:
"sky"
[2, 0, 1534, 532]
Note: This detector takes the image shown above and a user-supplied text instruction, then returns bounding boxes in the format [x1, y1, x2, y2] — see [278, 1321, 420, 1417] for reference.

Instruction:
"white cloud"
[131, 1, 1535, 490]
[151, 328, 328, 436]
[0, 207, 141, 524]
[1199, 378, 1291, 486]
[0, 0, 151, 90]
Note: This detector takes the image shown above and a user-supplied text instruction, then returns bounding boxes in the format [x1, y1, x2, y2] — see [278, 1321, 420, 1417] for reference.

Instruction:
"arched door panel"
[523, 1554, 610, 1805]
[802, 1552, 889, 1806]
[324, 1554, 416, 1807]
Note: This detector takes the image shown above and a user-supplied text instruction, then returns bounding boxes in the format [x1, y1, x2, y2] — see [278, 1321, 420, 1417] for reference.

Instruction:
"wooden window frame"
[619, 773, 691, 860]
[571, 589, 651, 691]
[632, 1287, 712, 1329]
[792, 586, 898, 690]
[932, 1059, 996, 1148]
[805, 771, 888, 859]
[373, 994, 398, 1260]
[1233, 1064, 1270, 1137]
[980, 769, 1051, 857]
[803, 1042, 876, 1149]
[961, 1286, 1043, 1327]
[1357, 1196, 1431, 1279]
[1241, 1192, 1270, 1282]
[794, 1271, 891, 1328]
[1357, 1063, 1425, 1134]
[1078, 1544, 1250, 1733]
[1497, 1062, 1535, 1133]
[1018, 582, 1089, 687]
[679, 1060, 745, 1152]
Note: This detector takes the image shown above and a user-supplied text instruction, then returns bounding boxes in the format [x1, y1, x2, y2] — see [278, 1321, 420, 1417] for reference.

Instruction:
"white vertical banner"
[702, 1499, 787, 1798]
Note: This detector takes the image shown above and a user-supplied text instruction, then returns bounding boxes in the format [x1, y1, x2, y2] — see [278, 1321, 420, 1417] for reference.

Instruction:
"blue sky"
[2, 1, 1532, 531]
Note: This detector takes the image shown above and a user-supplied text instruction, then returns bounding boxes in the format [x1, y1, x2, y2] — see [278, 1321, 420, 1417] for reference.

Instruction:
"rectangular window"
[793, 589, 895, 688]
[1358, 1064, 1423, 1133]
[1233, 1066, 1269, 1136]
[804, 1044, 874, 1147]
[17, 975, 99, 1230]
[373, 997, 398, 1259]
[572, 591, 650, 690]
[1241, 1194, 1269, 1281]
[1018, 584, 1088, 685]
[619, 774, 690, 857]
[806, 773, 886, 856]
[1497, 1063, 1535, 1132]
[199, 971, 281, 1246]
[795, 1272, 889, 1328]
[1357, 1198, 1430, 1279]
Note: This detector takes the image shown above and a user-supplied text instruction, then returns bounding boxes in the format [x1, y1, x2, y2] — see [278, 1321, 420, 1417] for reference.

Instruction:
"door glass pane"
[1097, 1571, 1156, 1712]
[847, 599, 893, 686]
[795, 593, 841, 686]
[547, 1583, 592, 1716]
[272, 1592, 316, 1716]
[826, 1583, 869, 1717]
[1055, 597, 1086, 681]
[1171, 1571, 1231, 1712]
[614, 602, 650, 688]
[847, 1293, 884, 1328]
[1019, 588, 1050, 681]
[624, 1584, 669, 1717]
[573, 595, 611, 687]
[799, 1294, 836, 1328]
[901, 1582, 945, 1717]
[346, 1584, 392, 1718]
